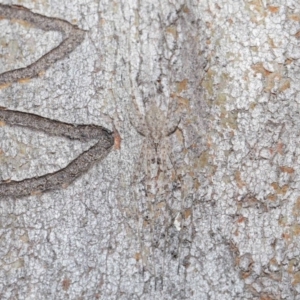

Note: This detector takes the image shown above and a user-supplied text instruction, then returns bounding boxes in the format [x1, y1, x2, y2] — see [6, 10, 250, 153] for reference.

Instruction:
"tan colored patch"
[19, 233, 29, 243]
[291, 224, 300, 236]
[13, 19, 32, 28]
[0, 83, 11, 90]
[235, 171, 246, 189]
[176, 79, 188, 93]
[184, 209, 192, 219]
[166, 26, 177, 39]
[289, 14, 300, 22]
[198, 151, 209, 168]
[251, 63, 272, 77]
[292, 272, 300, 286]
[62, 278, 71, 291]
[260, 295, 276, 300]
[268, 6, 279, 13]
[267, 194, 277, 201]
[279, 79, 290, 92]
[18, 78, 31, 84]
[182, 5, 190, 13]
[134, 252, 141, 261]
[114, 131, 121, 150]
[279, 166, 294, 174]
[237, 216, 246, 224]
[271, 182, 288, 195]
[38, 70, 46, 77]
[61, 183, 69, 189]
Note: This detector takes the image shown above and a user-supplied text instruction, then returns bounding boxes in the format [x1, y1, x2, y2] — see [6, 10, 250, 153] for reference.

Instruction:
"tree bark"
[0, 0, 299, 299]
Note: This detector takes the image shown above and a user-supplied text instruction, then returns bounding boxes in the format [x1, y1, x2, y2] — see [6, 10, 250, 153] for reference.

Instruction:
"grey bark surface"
[0, 0, 299, 299]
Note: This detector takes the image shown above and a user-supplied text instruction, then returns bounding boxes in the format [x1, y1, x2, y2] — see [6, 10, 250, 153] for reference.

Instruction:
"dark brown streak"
[0, 4, 85, 85]
[0, 108, 107, 142]
[0, 5, 114, 197]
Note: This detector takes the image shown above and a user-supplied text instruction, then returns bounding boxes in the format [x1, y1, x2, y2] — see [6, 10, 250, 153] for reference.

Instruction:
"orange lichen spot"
[134, 252, 141, 261]
[271, 182, 288, 195]
[289, 14, 300, 22]
[279, 166, 294, 174]
[18, 78, 31, 84]
[260, 295, 276, 300]
[251, 63, 272, 77]
[235, 171, 246, 189]
[113, 131, 121, 150]
[268, 6, 279, 13]
[0, 120, 6, 127]
[292, 272, 300, 286]
[237, 216, 246, 223]
[176, 79, 188, 93]
[240, 271, 251, 279]
[62, 278, 71, 291]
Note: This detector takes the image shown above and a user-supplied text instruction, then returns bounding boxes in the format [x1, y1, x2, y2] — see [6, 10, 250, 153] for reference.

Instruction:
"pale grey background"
[0, 0, 300, 299]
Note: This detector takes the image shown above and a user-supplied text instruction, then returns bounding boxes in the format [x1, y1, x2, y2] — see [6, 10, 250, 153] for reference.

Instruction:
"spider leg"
[131, 141, 149, 280]
[128, 101, 149, 137]
[163, 100, 181, 137]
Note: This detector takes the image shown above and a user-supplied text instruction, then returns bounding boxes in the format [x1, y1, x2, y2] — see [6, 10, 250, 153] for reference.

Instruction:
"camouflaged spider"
[128, 98, 184, 289]
[129, 99, 181, 177]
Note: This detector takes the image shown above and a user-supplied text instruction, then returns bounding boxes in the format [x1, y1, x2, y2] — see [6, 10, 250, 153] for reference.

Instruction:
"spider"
[128, 98, 187, 290]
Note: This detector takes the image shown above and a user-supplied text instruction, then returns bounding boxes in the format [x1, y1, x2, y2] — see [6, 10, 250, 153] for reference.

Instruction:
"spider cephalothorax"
[129, 101, 181, 153]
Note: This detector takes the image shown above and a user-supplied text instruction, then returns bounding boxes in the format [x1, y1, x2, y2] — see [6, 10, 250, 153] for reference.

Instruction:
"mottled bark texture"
[0, 0, 299, 299]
